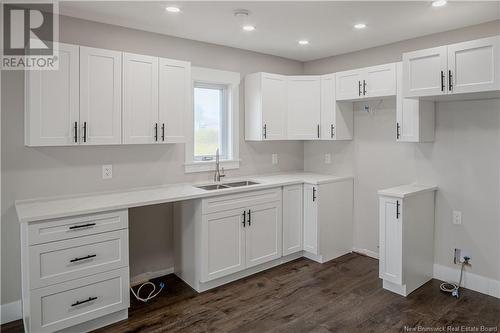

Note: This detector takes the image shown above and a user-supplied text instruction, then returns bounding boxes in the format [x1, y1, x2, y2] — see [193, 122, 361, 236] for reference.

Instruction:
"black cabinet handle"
[363, 80, 367, 96]
[441, 71, 445, 92]
[448, 70, 453, 91]
[68, 223, 96, 230]
[331, 124, 335, 138]
[312, 187, 317, 202]
[83, 122, 87, 143]
[358, 81, 362, 96]
[71, 296, 97, 307]
[263, 124, 267, 139]
[242, 211, 246, 227]
[161, 123, 165, 141]
[396, 200, 400, 219]
[154, 123, 158, 142]
[74, 122, 78, 143]
[317, 124, 320, 138]
[247, 209, 251, 226]
[70, 254, 96, 263]
[396, 122, 401, 140]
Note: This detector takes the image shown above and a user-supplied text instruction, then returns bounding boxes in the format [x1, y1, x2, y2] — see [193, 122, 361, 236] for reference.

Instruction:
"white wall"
[304, 20, 500, 282]
[0, 15, 304, 305]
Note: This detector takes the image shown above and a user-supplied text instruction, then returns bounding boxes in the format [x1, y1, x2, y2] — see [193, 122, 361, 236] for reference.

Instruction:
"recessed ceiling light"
[242, 25, 256, 32]
[165, 6, 180, 13]
[354, 23, 366, 29]
[432, 0, 447, 7]
[298, 40, 309, 45]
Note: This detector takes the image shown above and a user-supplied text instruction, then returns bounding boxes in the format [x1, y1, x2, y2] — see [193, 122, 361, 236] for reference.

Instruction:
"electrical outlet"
[452, 210, 462, 225]
[324, 153, 332, 164]
[272, 153, 278, 165]
[102, 164, 112, 179]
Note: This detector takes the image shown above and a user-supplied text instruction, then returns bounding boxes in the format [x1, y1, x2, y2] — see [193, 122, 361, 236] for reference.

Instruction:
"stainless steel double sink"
[196, 180, 259, 191]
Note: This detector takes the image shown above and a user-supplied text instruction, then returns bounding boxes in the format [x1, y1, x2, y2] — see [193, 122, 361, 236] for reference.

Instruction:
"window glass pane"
[194, 86, 224, 159]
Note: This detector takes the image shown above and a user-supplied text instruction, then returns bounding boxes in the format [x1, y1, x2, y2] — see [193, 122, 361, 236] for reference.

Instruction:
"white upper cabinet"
[447, 36, 500, 94]
[403, 36, 499, 98]
[25, 43, 79, 146]
[122, 53, 159, 144]
[80, 46, 122, 145]
[320, 74, 353, 141]
[336, 63, 396, 101]
[245, 72, 287, 140]
[159, 58, 190, 143]
[402, 46, 447, 97]
[287, 76, 321, 140]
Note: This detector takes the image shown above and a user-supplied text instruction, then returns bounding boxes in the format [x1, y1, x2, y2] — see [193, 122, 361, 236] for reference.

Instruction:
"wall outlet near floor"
[324, 153, 332, 164]
[102, 164, 113, 179]
[272, 153, 278, 165]
[452, 210, 462, 225]
[454, 248, 471, 265]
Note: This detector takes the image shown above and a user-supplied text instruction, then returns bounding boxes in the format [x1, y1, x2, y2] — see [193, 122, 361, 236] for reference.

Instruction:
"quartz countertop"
[15, 172, 353, 223]
[377, 184, 438, 199]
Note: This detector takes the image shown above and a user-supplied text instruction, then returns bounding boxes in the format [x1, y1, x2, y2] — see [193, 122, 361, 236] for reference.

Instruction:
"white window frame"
[185, 67, 240, 173]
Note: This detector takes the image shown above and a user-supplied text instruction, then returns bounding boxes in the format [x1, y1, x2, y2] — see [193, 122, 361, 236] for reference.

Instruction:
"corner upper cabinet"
[287, 76, 321, 140]
[25, 42, 79, 146]
[245, 72, 287, 141]
[320, 74, 353, 140]
[402, 46, 447, 97]
[336, 63, 396, 101]
[80, 46, 122, 145]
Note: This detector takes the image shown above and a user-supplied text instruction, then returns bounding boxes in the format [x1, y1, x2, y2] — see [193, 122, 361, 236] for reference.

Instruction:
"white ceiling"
[60, 1, 500, 61]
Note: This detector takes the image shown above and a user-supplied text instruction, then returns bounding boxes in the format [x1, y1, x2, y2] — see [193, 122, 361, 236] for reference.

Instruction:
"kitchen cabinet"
[320, 74, 353, 140]
[335, 63, 396, 101]
[396, 62, 435, 142]
[25, 42, 79, 146]
[283, 184, 303, 256]
[287, 76, 321, 140]
[80, 46, 122, 145]
[245, 72, 287, 140]
[403, 36, 499, 98]
[378, 184, 436, 296]
[303, 179, 354, 263]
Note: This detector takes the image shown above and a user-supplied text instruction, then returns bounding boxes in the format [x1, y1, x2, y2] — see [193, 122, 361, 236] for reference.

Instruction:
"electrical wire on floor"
[130, 281, 165, 302]
[440, 256, 470, 298]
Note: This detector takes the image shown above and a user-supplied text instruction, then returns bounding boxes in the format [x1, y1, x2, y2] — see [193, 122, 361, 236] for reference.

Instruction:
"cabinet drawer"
[30, 267, 129, 333]
[29, 230, 129, 289]
[28, 210, 128, 245]
[202, 188, 281, 215]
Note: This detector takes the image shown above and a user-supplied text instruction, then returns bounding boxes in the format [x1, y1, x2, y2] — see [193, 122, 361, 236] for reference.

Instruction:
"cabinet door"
[25, 42, 79, 146]
[335, 69, 363, 101]
[159, 58, 190, 143]
[80, 46, 122, 145]
[448, 36, 500, 94]
[262, 73, 287, 140]
[122, 53, 158, 144]
[287, 76, 321, 140]
[379, 197, 403, 284]
[363, 63, 396, 98]
[245, 201, 282, 268]
[403, 46, 447, 97]
[201, 209, 245, 282]
[320, 74, 336, 140]
[283, 185, 303, 256]
[303, 184, 318, 255]
[396, 61, 418, 142]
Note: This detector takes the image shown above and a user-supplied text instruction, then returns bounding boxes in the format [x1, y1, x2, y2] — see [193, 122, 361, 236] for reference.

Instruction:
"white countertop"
[377, 184, 438, 199]
[15, 172, 352, 223]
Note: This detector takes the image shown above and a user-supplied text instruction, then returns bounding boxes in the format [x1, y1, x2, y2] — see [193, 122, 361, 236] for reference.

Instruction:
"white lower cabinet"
[282, 184, 304, 256]
[303, 179, 354, 263]
[378, 185, 437, 296]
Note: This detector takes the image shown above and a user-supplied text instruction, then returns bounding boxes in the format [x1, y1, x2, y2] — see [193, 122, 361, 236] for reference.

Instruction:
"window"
[193, 83, 229, 161]
[185, 67, 240, 173]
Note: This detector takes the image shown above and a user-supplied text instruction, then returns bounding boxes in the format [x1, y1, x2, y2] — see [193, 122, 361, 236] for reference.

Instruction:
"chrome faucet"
[214, 148, 225, 182]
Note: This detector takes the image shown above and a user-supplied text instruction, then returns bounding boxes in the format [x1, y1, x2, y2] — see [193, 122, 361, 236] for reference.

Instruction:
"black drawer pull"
[441, 71, 445, 92]
[358, 81, 362, 96]
[242, 211, 246, 227]
[247, 209, 251, 226]
[71, 296, 97, 307]
[70, 254, 96, 263]
[68, 223, 96, 230]
[396, 200, 400, 219]
[74, 122, 78, 143]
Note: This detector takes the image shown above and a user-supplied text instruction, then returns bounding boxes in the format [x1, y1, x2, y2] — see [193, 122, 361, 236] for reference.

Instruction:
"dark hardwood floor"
[2, 253, 499, 333]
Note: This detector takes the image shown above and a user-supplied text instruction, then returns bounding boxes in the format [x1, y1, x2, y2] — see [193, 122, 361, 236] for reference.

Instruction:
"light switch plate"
[102, 164, 113, 179]
[452, 210, 462, 225]
[324, 153, 332, 164]
[272, 154, 278, 165]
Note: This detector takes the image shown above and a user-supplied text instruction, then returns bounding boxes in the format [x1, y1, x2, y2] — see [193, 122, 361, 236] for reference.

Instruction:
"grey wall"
[1, 15, 304, 305]
[303, 20, 500, 281]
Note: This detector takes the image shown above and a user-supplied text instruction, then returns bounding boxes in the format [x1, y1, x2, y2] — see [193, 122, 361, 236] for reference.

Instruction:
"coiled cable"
[130, 281, 165, 302]
[440, 257, 470, 298]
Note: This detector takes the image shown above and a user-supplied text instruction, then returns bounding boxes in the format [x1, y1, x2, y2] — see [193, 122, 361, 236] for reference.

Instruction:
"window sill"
[184, 160, 240, 174]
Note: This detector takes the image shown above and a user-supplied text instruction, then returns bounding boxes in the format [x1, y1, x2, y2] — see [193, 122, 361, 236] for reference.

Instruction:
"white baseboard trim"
[1, 300, 21, 325]
[433, 263, 500, 299]
[130, 267, 174, 287]
[352, 247, 379, 259]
